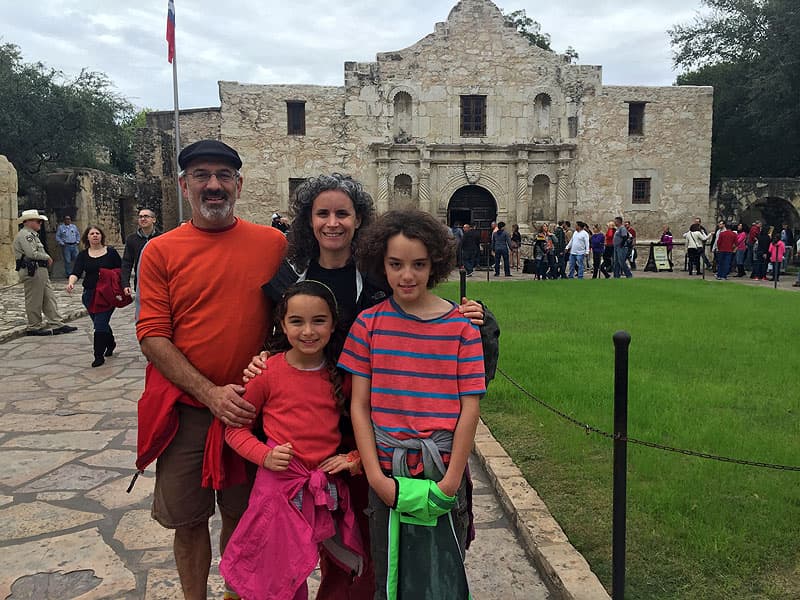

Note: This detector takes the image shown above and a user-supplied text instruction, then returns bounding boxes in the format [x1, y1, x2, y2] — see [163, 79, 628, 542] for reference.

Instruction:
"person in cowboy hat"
[12, 209, 78, 336]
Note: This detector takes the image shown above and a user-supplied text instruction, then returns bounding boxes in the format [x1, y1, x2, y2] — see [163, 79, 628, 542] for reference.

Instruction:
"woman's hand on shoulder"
[458, 297, 484, 326]
[243, 351, 269, 383]
[319, 450, 362, 475]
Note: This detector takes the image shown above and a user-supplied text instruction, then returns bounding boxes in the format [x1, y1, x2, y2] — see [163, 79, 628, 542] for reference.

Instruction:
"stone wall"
[219, 82, 359, 224]
[137, 108, 222, 229]
[714, 178, 800, 230]
[0, 156, 19, 286]
[136, 0, 713, 240]
[576, 85, 714, 236]
[42, 170, 136, 259]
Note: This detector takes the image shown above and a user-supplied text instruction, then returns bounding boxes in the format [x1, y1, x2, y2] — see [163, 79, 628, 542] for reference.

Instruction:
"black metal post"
[773, 261, 778, 289]
[460, 267, 467, 302]
[612, 331, 631, 600]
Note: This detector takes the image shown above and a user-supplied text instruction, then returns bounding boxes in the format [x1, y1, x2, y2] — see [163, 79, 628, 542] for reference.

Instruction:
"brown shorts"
[152, 403, 252, 528]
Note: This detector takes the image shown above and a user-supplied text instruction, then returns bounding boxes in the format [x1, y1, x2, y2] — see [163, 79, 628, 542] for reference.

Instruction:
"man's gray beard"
[198, 198, 233, 223]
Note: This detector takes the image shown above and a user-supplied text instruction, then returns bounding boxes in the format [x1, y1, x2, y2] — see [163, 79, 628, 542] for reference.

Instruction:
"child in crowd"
[339, 209, 486, 600]
[220, 280, 364, 600]
[769, 235, 786, 282]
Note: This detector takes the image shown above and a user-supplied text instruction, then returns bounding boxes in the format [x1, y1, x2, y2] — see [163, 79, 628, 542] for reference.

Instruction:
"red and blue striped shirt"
[338, 297, 485, 475]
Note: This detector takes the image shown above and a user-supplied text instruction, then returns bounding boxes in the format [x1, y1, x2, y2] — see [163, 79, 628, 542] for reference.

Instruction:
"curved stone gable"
[137, 0, 712, 240]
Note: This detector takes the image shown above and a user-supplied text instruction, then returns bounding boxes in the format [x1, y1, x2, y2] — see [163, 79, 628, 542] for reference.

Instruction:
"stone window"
[287, 101, 306, 135]
[568, 116, 578, 139]
[393, 92, 413, 143]
[460, 95, 486, 137]
[289, 177, 306, 201]
[628, 102, 645, 136]
[632, 178, 651, 204]
[393, 174, 413, 201]
[533, 93, 551, 138]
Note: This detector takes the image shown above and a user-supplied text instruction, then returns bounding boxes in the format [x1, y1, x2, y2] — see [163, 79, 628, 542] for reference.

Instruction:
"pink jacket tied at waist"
[220, 440, 365, 600]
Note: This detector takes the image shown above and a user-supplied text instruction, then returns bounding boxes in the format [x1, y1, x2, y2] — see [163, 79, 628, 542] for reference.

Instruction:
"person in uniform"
[13, 209, 78, 336]
[55, 214, 81, 277]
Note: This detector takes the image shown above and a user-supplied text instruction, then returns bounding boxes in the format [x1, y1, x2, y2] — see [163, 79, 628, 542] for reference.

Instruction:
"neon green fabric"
[394, 477, 455, 526]
[385, 478, 470, 599]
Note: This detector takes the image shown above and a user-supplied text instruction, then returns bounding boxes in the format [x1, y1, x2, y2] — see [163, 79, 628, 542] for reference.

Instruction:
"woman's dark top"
[307, 260, 359, 328]
[72, 247, 122, 289]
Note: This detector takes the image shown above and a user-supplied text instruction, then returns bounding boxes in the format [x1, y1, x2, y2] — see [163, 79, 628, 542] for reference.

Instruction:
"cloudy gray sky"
[1, 0, 705, 112]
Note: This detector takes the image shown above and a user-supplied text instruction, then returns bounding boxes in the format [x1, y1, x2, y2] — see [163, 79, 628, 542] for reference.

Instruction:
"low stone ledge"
[473, 420, 610, 600]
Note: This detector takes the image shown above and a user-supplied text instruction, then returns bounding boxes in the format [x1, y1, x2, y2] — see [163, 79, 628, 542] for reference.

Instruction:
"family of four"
[135, 139, 488, 600]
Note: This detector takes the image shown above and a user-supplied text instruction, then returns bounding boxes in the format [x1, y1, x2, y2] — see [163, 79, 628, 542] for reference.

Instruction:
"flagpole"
[172, 54, 183, 223]
[167, 0, 183, 223]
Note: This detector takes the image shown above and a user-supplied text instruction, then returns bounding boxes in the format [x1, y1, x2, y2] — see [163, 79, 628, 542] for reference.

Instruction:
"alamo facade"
[136, 0, 713, 239]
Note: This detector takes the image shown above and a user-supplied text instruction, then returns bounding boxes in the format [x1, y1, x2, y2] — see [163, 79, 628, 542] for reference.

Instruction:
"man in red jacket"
[715, 222, 738, 280]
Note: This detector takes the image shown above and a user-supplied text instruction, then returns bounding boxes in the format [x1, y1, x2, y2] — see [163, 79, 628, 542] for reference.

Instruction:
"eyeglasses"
[138, 215, 154, 219]
[186, 170, 238, 184]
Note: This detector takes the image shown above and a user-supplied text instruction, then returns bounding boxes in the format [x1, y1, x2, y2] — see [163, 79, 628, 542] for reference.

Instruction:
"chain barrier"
[498, 367, 800, 472]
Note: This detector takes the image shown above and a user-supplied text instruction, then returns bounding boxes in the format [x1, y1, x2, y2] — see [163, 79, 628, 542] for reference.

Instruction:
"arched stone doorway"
[447, 185, 497, 244]
[740, 197, 800, 232]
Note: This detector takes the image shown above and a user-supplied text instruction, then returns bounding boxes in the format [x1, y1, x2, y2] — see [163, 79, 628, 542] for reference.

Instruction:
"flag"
[166, 0, 176, 63]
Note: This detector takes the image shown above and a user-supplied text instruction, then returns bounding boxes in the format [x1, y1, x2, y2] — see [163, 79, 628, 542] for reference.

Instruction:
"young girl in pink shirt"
[220, 280, 364, 600]
[769, 236, 786, 282]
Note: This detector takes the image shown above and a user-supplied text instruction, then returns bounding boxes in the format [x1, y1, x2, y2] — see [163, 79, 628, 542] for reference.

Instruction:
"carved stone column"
[516, 152, 530, 233]
[418, 167, 431, 214]
[556, 166, 569, 222]
[376, 164, 389, 214]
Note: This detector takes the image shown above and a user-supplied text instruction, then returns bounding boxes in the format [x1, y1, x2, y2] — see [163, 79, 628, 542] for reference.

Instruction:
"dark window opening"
[289, 178, 306, 201]
[461, 95, 486, 137]
[632, 178, 651, 204]
[628, 102, 645, 136]
[287, 101, 306, 135]
[568, 116, 578, 139]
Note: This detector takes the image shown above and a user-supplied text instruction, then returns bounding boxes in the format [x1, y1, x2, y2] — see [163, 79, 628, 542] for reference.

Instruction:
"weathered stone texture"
[575, 85, 713, 233]
[137, 0, 712, 240]
[0, 156, 19, 286]
[715, 178, 800, 227]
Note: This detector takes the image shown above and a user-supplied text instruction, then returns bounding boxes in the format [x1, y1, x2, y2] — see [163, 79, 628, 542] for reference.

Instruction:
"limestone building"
[137, 0, 713, 239]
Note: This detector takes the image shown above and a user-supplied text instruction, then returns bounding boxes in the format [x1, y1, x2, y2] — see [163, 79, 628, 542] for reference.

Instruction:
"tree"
[504, 9, 579, 63]
[0, 42, 135, 192]
[669, 0, 800, 180]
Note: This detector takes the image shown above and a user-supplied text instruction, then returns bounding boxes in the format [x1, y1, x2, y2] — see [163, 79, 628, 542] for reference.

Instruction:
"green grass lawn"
[439, 277, 800, 600]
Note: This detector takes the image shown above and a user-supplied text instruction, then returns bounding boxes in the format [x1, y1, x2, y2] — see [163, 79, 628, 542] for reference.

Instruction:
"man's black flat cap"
[178, 139, 242, 170]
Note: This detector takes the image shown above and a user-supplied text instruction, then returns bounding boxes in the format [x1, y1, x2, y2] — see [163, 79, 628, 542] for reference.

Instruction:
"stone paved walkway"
[0, 295, 550, 599]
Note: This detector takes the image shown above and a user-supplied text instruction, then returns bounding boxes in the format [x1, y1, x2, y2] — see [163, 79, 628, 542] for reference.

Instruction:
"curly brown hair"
[286, 174, 376, 270]
[356, 209, 456, 289]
